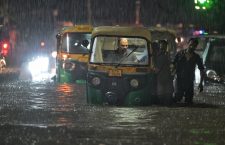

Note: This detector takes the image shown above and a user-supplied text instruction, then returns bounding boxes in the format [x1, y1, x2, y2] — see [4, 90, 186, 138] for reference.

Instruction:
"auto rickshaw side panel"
[57, 52, 89, 83]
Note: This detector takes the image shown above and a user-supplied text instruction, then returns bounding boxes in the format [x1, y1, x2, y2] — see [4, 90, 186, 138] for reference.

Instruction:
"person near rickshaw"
[0, 53, 6, 70]
[152, 40, 174, 104]
[172, 38, 205, 105]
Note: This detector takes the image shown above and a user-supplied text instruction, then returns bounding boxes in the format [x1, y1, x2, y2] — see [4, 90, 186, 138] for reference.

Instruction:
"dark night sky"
[6, 0, 225, 31]
[3, 0, 225, 50]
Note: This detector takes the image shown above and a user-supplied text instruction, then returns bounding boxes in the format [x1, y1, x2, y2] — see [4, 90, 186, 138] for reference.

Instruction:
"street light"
[40, 41, 45, 48]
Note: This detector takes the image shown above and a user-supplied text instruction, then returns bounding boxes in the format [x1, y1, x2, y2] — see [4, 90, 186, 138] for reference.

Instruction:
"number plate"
[108, 69, 122, 77]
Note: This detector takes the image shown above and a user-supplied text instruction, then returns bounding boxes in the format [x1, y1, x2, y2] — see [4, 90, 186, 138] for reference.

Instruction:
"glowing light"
[66, 33, 70, 52]
[28, 56, 49, 81]
[199, 0, 207, 4]
[40, 41, 45, 47]
[193, 30, 207, 36]
[2, 43, 9, 55]
[194, 0, 213, 10]
[51, 51, 57, 58]
[3, 43, 8, 49]
[175, 37, 184, 43]
[62, 54, 68, 60]
[195, 6, 200, 9]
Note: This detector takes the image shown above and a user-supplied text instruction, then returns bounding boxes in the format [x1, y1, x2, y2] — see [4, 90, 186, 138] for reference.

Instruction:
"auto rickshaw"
[149, 26, 177, 58]
[86, 26, 174, 106]
[56, 25, 93, 83]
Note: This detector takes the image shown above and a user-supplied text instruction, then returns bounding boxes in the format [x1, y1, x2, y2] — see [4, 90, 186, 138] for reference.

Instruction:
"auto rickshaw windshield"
[61, 32, 91, 54]
[90, 36, 149, 65]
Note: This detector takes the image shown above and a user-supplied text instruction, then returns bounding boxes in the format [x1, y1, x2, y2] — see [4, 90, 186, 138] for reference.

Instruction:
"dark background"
[0, 0, 225, 65]
[6, 0, 225, 31]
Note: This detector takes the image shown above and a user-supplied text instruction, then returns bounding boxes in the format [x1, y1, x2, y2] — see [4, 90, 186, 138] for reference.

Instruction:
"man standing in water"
[173, 38, 205, 105]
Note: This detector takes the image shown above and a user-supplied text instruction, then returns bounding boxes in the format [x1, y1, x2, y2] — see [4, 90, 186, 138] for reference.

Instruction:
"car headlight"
[206, 70, 221, 81]
[206, 70, 217, 78]
[92, 77, 101, 86]
[130, 79, 139, 88]
[28, 56, 49, 75]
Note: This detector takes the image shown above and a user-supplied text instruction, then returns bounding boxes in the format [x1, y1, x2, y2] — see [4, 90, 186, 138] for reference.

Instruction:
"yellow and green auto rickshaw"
[86, 26, 174, 106]
[149, 26, 177, 58]
[56, 25, 93, 83]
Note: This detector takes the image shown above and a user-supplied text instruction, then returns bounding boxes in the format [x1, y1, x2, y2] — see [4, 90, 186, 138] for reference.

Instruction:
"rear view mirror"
[56, 33, 61, 39]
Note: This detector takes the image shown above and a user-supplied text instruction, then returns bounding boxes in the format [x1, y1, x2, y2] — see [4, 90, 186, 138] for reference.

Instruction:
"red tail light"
[3, 43, 8, 49]
[1, 42, 9, 56]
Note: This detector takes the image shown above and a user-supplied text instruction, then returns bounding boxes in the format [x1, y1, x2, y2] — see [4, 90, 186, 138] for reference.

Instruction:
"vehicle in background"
[56, 25, 93, 83]
[190, 35, 225, 85]
[0, 26, 10, 66]
[86, 26, 174, 106]
[149, 27, 177, 59]
[190, 34, 212, 56]
[200, 35, 225, 84]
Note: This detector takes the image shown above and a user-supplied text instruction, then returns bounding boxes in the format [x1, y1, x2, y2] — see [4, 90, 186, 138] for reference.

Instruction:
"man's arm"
[170, 52, 179, 75]
[197, 55, 205, 92]
[199, 69, 205, 84]
[198, 69, 205, 92]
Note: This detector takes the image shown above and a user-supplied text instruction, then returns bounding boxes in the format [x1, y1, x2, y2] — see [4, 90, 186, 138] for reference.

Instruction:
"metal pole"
[87, 0, 92, 24]
[135, 0, 141, 25]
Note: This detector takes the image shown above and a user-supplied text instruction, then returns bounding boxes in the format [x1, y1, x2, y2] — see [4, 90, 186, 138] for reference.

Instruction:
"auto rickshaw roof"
[60, 25, 93, 34]
[92, 26, 151, 41]
[148, 26, 177, 36]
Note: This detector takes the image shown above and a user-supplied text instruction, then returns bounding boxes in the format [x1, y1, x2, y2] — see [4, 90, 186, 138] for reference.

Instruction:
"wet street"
[0, 77, 225, 145]
[1, 0, 225, 144]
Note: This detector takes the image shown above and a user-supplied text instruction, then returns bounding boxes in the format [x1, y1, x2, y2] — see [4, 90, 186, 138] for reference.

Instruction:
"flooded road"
[0, 80, 225, 145]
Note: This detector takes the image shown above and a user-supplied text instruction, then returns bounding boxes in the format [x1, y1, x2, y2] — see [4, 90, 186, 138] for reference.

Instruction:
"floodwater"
[0, 79, 225, 145]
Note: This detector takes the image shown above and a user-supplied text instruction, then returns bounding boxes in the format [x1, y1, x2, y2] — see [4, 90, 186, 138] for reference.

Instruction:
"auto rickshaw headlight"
[92, 77, 101, 86]
[63, 62, 75, 71]
[130, 79, 139, 88]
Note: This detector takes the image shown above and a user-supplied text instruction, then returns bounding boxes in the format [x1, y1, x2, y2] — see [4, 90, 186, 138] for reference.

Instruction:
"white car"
[195, 35, 225, 85]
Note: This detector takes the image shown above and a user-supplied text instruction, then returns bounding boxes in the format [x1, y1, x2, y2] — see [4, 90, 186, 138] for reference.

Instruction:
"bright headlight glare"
[206, 70, 222, 82]
[206, 70, 217, 79]
[92, 77, 101, 86]
[28, 56, 49, 75]
[130, 79, 139, 88]
[51, 51, 57, 58]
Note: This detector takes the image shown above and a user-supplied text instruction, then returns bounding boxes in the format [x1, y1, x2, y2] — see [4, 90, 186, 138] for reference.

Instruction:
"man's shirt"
[173, 49, 204, 80]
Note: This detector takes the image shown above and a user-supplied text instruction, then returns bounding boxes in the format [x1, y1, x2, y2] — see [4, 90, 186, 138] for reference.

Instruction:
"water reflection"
[57, 117, 72, 126]
[56, 84, 74, 94]
[0, 80, 225, 144]
[110, 108, 156, 123]
[106, 107, 158, 131]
